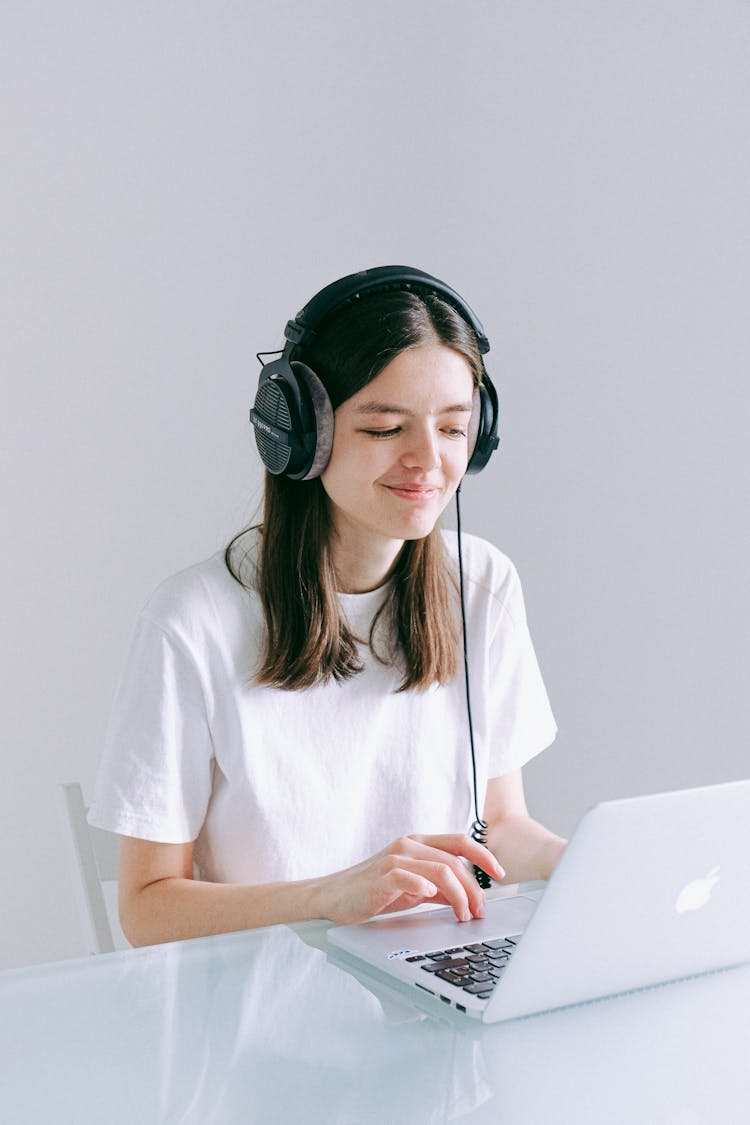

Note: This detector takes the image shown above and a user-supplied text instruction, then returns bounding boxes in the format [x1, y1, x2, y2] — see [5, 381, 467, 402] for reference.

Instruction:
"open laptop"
[326, 780, 750, 1023]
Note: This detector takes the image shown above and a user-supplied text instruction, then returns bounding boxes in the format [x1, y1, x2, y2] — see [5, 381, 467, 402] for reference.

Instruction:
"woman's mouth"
[384, 484, 440, 501]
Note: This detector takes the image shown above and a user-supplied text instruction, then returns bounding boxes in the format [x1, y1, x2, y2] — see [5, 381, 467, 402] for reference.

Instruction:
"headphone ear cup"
[250, 359, 334, 479]
[465, 378, 500, 475]
[290, 362, 334, 480]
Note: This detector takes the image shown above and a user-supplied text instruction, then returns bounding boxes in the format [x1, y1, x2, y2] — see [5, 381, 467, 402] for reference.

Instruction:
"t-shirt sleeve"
[484, 563, 557, 778]
[87, 613, 214, 843]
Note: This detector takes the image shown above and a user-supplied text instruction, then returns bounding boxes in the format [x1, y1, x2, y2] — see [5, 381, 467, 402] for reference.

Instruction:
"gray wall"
[2, 1, 748, 969]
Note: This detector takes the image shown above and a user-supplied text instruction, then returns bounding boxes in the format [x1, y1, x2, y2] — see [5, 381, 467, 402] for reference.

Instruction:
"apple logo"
[675, 866, 721, 914]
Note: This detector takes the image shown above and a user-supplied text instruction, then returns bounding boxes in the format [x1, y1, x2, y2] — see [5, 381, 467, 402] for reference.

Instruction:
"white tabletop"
[1, 920, 748, 1124]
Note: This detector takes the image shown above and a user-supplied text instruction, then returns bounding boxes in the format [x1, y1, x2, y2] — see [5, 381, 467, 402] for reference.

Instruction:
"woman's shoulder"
[440, 529, 525, 624]
[441, 528, 517, 582]
[138, 534, 259, 642]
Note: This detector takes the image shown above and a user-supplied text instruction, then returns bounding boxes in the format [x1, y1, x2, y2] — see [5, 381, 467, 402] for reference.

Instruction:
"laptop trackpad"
[330, 893, 540, 960]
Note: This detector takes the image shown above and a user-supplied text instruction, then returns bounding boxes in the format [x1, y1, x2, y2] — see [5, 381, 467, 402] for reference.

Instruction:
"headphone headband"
[284, 265, 491, 356]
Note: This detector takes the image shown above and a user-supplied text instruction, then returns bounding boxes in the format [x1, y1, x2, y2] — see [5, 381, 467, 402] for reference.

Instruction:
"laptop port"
[456, 1003, 466, 1013]
[440, 995, 450, 1004]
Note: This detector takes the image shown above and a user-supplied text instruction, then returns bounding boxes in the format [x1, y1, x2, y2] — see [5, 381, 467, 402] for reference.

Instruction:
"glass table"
[1, 917, 748, 1124]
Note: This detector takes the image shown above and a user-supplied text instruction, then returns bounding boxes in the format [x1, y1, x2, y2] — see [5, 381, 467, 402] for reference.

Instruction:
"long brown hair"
[227, 287, 484, 691]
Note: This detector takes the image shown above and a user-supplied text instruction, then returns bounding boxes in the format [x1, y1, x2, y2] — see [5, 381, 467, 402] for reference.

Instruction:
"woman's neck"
[330, 534, 404, 594]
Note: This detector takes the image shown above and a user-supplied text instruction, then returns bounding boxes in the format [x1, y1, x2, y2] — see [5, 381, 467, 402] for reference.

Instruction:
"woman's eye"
[364, 427, 400, 439]
[443, 427, 467, 439]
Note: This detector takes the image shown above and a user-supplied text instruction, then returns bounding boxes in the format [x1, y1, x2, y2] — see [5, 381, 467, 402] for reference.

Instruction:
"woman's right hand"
[118, 832, 506, 947]
[311, 833, 505, 926]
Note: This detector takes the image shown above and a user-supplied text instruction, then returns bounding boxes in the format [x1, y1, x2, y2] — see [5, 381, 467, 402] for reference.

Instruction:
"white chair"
[59, 782, 130, 954]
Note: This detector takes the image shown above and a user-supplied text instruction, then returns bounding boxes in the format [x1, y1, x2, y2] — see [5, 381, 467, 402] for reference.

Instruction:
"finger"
[410, 833, 505, 881]
[385, 868, 438, 900]
[371, 868, 438, 915]
[398, 836, 502, 911]
[420, 858, 486, 922]
[394, 855, 482, 923]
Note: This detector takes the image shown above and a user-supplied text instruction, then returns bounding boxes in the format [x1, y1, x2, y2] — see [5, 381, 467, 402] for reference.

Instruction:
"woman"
[89, 266, 565, 947]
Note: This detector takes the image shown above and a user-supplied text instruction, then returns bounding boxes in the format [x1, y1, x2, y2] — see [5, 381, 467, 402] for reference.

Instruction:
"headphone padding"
[467, 387, 481, 466]
[291, 362, 335, 480]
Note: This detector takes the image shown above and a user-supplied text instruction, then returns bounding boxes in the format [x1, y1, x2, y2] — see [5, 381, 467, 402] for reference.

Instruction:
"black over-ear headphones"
[250, 266, 500, 480]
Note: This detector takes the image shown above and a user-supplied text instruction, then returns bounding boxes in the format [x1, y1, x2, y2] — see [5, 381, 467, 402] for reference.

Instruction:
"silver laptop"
[326, 780, 750, 1023]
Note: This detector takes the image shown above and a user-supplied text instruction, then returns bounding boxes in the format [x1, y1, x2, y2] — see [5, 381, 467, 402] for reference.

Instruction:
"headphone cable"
[455, 484, 492, 889]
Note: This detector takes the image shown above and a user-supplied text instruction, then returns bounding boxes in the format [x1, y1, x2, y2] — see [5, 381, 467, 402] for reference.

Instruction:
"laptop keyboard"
[406, 935, 520, 1000]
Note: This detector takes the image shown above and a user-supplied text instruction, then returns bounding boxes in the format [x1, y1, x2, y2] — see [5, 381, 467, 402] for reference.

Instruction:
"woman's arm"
[119, 832, 506, 947]
[119, 837, 322, 946]
[483, 769, 567, 883]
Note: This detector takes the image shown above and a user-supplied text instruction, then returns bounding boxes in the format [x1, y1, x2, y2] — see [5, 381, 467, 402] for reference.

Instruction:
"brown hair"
[227, 288, 484, 691]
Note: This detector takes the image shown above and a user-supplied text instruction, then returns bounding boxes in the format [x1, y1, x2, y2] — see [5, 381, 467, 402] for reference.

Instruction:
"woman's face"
[320, 344, 475, 580]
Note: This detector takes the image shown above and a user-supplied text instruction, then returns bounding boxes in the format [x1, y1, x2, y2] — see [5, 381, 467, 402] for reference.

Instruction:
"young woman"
[89, 266, 565, 947]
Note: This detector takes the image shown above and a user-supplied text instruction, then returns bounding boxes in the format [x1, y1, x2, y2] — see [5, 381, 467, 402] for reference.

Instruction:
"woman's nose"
[401, 426, 440, 470]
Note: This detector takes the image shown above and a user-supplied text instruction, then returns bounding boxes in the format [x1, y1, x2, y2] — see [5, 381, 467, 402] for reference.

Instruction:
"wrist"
[297, 874, 332, 923]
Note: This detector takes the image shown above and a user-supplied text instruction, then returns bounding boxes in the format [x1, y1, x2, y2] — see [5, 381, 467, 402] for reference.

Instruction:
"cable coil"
[470, 818, 492, 889]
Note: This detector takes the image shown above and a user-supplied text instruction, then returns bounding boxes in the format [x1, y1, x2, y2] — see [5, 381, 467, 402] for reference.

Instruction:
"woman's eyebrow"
[352, 401, 474, 416]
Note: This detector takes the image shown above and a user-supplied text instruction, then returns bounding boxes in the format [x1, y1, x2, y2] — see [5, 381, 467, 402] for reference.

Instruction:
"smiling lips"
[384, 483, 441, 501]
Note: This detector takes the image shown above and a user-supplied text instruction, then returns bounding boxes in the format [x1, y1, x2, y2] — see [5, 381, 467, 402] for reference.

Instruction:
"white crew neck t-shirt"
[89, 530, 557, 885]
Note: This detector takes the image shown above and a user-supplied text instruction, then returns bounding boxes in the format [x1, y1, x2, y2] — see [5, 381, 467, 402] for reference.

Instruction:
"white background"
[2, 1, 748, 969]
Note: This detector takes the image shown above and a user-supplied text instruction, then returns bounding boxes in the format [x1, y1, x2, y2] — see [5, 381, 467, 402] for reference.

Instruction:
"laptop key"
[436, 970, 465, 984]
[463, 981, 498, 995]
[425, 950, 450, 959]
[405, 955, 425, 962]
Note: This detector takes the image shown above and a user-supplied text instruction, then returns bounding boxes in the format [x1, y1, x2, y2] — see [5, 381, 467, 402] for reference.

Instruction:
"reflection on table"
[1, 919, 748, 1124]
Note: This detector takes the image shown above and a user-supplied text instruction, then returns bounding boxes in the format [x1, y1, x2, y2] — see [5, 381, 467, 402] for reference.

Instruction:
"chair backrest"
[59, 782, 130, 954]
